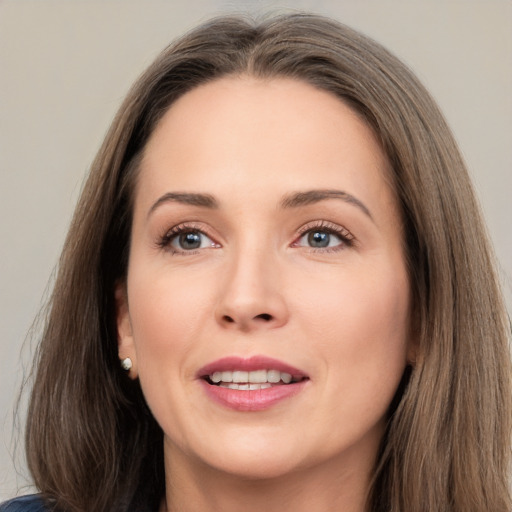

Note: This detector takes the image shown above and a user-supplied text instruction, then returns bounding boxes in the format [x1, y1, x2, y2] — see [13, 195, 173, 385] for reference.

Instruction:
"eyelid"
[297, 220, 353, 238]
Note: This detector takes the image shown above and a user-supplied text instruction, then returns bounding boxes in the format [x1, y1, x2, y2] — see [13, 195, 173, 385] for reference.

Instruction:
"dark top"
[0, 495, 48, 512]
[0, 494, 158, 511]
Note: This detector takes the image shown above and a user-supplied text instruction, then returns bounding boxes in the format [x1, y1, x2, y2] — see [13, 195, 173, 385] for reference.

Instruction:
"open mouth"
[198, 358, 309, 410]
[204, 369, 307, 390]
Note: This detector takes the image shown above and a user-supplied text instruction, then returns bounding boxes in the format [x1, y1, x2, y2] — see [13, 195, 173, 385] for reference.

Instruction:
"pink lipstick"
[197, 356, 309, 411]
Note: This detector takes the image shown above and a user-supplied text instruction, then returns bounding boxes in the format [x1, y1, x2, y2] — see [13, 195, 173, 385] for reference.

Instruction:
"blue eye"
[308, 231, 333, 248]
[158, 224, 219, 254]
[293, 222, 354, 251]
[170, 230, 215, 251]
[298, 230, 343, 249]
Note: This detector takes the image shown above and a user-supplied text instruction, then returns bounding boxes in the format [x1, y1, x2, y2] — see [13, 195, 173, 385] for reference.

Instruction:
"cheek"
[299, 258, 409, 336]
[127, 271, 212, 373]
[297, 262, 410, 403]
[125, 272, 213, 437]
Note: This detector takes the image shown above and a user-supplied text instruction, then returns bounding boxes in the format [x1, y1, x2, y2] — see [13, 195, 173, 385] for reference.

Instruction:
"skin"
[117, 77, 413, 512]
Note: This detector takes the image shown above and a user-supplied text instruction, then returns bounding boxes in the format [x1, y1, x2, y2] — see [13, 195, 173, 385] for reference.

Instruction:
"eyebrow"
[147, 189, 372, 220]
[148, 192, 218, 217]
[280, 189, 373, 219]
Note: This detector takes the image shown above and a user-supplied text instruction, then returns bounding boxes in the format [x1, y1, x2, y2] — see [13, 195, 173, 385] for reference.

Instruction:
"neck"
[162, 440, 375, 512]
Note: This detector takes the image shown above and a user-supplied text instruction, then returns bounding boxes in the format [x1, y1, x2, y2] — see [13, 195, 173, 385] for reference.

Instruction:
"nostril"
[219, 312, 277, 327]
[255, 313, 273, 321]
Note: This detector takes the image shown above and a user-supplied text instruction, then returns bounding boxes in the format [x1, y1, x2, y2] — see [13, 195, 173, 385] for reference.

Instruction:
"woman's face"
[117, 77, 413, 481]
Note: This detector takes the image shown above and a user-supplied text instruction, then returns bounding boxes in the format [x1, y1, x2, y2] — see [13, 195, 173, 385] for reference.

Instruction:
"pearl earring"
[121, 357, 133, 371]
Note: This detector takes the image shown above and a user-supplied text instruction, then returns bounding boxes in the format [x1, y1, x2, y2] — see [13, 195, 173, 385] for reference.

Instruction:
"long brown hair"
[25, 13, 511, 512]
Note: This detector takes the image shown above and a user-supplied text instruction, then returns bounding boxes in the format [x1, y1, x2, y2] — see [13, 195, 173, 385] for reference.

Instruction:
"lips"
[197, 356, 309, 411]
[198, 355, 307, 376]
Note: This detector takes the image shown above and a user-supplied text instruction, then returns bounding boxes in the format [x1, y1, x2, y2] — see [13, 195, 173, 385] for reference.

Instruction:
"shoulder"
[0, 495, 49, 512]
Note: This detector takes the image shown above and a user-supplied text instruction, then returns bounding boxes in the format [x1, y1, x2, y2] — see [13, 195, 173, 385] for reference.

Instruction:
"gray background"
[1, 0, 511, 499]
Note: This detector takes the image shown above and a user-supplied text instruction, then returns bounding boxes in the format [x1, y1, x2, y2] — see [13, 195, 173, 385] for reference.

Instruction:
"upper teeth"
[209, 369, 293, 384]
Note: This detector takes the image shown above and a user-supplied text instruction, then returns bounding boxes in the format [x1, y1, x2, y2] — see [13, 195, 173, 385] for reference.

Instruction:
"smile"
[208, 369, 302, 389]
[198, 356, 309, 411]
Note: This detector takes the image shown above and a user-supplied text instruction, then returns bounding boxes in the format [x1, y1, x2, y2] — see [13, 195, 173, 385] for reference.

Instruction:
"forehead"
[137, 76, 396, 216]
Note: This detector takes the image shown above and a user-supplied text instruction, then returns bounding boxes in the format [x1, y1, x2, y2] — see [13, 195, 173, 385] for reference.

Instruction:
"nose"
[214, 246, 289, 332]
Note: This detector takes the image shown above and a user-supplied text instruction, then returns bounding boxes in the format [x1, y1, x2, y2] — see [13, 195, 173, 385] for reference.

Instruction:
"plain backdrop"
[1, 0, 511, 499]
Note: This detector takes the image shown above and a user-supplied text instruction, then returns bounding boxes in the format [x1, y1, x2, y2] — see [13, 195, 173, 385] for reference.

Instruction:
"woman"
[2, 13, 510, 512]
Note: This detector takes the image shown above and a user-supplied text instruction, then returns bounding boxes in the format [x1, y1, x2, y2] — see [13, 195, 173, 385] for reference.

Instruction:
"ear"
[115, 282, 138, 378]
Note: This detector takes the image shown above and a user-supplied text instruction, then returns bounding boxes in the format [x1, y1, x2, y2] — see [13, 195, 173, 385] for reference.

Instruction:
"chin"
[183, 429, 310, 480]
[207, 452, 306, 481]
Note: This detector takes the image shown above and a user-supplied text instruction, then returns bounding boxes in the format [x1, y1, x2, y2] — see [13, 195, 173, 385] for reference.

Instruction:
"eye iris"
[179, 232, 201, 250]
[308, 231, 330, 248]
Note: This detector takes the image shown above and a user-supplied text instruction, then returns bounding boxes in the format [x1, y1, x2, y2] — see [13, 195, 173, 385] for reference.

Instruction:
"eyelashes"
[157, 220, 355, 255]
[156, 222, 219, 254]
[292, 220, 355, 252]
